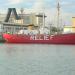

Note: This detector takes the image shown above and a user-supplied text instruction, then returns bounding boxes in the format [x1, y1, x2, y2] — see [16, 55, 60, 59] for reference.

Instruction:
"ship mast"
[57, 0, 60, 32]
[20, 8, 24, 30]
[42, 8, 45, 29]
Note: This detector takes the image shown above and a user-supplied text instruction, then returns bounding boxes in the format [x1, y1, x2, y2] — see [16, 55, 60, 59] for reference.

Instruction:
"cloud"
[7, 0, 23, 5]
[32, 0, 45, 12]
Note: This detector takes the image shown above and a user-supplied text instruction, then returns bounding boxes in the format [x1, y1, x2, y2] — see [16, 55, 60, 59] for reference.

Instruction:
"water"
[0, 44, 75, 75]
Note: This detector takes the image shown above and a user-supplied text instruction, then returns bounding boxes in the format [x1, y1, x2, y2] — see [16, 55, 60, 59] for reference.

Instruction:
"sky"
[0, 0, 75, 26]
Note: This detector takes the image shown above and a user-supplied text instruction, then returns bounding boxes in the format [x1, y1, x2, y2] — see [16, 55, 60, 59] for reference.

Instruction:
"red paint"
[3, 33, 75, 44]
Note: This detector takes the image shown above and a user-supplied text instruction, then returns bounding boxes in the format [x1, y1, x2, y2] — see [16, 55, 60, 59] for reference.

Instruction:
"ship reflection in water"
[0, 44, 75, 75]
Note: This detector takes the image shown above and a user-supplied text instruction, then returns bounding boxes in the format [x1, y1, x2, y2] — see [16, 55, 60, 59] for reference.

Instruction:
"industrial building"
[1, 8, 46, 33]
[64, 17, 75, 33]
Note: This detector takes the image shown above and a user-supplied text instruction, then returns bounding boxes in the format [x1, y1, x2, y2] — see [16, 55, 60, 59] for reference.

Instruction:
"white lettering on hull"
[35, 35, 43, 40]
[30, 35, 52, 40]
[44, 35, 49, 40]
[30, 36, 35, 40]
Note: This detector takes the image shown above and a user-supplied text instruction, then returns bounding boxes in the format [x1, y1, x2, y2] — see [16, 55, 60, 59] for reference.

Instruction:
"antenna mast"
[20, 8, 24, 19]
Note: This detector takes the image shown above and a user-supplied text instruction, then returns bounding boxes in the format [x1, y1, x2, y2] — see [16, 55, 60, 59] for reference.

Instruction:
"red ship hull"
[3, 33, 75, 44]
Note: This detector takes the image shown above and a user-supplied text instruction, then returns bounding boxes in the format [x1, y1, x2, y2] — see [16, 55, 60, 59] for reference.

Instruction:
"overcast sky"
[0, 0, 75, 26]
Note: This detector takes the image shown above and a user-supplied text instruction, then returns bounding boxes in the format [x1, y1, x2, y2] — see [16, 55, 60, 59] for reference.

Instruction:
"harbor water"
[0, 44, 75, 75]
